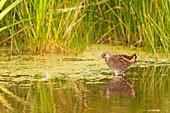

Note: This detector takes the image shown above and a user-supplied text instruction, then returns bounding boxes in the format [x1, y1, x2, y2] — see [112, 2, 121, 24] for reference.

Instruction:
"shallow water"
[0, 46, 170, 113]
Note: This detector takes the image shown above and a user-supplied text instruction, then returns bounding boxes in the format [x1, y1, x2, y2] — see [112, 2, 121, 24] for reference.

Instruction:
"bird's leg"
[122, 73, 127, 79]
[114, 73, 119, 78]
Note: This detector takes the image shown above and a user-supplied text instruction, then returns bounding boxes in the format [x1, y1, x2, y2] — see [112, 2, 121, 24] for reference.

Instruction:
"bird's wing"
[108, 55, 134, 71]
[122, 54, 137, 62]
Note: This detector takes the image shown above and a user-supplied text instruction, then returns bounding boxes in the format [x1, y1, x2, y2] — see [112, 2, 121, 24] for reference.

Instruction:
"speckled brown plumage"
[101, 52, 137, 77]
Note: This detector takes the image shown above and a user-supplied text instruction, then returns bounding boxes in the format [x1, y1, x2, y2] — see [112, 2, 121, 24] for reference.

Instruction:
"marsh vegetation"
[0, 0, 170, 57]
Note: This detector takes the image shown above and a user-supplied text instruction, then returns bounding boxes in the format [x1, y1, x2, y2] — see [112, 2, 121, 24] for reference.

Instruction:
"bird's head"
[100, 52, 112, 60]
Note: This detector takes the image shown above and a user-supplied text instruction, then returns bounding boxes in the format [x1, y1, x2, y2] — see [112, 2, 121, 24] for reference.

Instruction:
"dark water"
[0, 55, 170, 113]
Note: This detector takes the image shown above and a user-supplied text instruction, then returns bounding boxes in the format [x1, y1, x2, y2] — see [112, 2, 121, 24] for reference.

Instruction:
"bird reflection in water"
[105, 77, 135, 98]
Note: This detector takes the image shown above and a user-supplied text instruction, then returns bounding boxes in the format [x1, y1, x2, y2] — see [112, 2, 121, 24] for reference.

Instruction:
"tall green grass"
[0, 0, 170, 56]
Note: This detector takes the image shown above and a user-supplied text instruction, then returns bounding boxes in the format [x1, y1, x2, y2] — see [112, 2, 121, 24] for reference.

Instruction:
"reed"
[0, 0, 169, 56]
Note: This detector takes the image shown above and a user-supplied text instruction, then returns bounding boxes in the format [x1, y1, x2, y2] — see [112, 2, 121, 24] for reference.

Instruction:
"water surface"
[0, 46, 170, 113]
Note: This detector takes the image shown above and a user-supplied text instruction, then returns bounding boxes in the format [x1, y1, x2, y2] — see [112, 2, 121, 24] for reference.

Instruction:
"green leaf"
[0, 0, 7, 10]
[0, 0, 23, 21]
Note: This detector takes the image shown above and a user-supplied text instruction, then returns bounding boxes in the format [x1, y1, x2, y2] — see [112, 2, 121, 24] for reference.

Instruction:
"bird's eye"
[103, 53, 106, 57]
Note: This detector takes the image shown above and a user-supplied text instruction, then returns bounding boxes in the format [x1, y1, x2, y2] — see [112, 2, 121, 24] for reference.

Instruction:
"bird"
[100, 52, 137, 77]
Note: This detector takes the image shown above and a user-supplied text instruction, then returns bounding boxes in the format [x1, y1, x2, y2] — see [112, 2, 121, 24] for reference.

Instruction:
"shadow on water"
[105, 77, 135, 98]
[0, 55, 170, 113]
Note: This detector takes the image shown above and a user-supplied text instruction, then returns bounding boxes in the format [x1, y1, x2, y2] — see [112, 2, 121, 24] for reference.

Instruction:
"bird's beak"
[99, 56, 103, 59]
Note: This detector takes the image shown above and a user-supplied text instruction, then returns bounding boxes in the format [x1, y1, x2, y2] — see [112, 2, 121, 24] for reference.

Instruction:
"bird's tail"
[131, 54, 137, 62]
